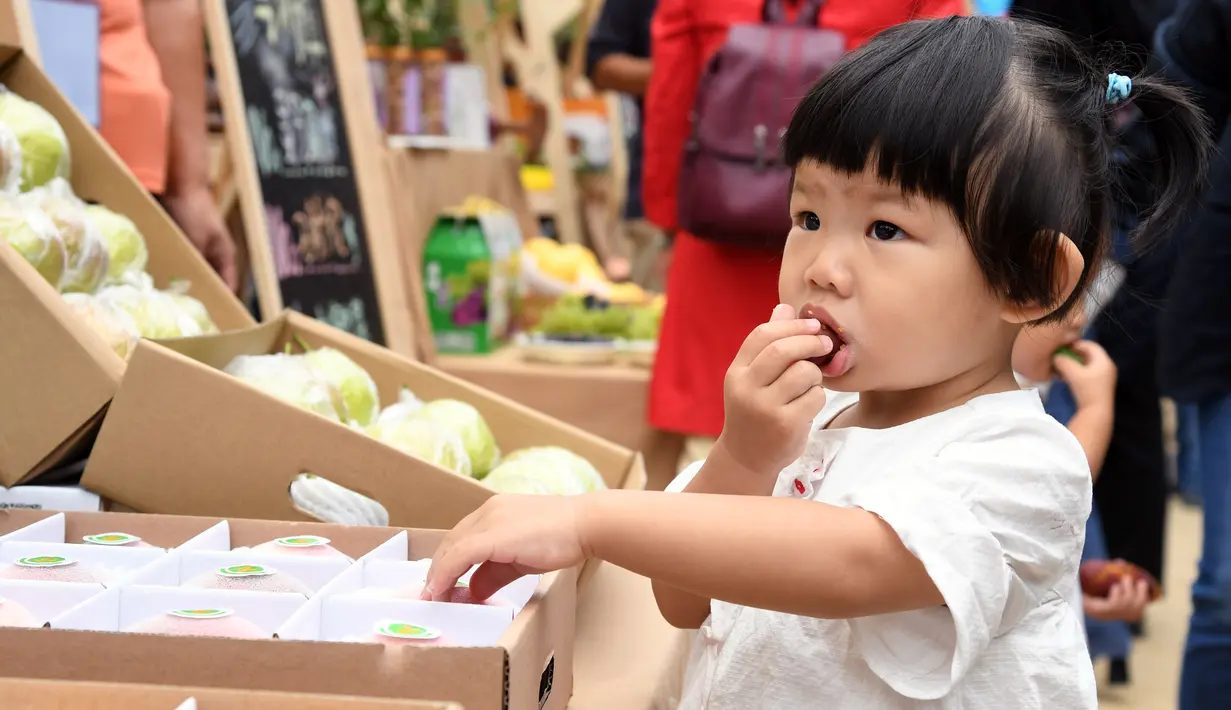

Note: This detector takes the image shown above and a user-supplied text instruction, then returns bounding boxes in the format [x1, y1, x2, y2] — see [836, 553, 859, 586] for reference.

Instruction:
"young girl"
[423, 16, 1210, 707]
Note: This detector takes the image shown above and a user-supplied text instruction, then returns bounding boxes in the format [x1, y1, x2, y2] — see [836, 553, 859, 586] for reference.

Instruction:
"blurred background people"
[98, 0, 237, 290]
[643, 0, 967, 473]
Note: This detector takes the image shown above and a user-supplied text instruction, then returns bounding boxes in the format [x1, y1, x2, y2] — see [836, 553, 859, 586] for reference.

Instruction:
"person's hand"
[1083, 577, 1151, 622]
[163, 186, 239, 292]
[1053, 340, 1117, 411]
[715, 303, 832, 479]
[422, 494, 591, 603]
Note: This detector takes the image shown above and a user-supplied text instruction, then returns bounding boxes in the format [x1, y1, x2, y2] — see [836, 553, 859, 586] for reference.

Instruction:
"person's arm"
[1065, 404, 1114, 480]
[586, 0, 653, 96]
[142, 0, 210, 199]
[641, 0, 698, 232]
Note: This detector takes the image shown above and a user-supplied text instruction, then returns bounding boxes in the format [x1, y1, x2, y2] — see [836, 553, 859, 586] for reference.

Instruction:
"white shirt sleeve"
[837, 416, 1092, 700]
[666, 460, 705, 493]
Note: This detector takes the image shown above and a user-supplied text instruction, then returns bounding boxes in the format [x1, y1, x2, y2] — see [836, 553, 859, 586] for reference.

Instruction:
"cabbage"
[303, 347, 380, 426]
[224, 353, 347, 422]
[61, 292, 140, 360]
[84, 204, 148, 283]
[375, 387, 426, 427]
[0, 87, 69, 190]
[0, 121, 22, 193]
[484, 459, 588, 496]
[165, 280, 219, 334]
[0, 195, 65, 286]
[503, 446, 607, 492]
[95, 284, 203, 340]
[365, 418, 472, 477]
[413, 399, 500, 477]
[21, 179, 109, 293]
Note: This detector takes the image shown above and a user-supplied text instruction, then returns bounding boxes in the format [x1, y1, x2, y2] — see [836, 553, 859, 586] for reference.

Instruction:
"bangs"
[783, 17, 1099, 311]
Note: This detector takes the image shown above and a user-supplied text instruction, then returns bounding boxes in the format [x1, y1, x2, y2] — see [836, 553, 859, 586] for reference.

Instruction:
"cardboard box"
[0, 511, 576, 710]
[0, 678, 462, 709]
[82, 311, 646, 531]
[0, 4, 254, 487]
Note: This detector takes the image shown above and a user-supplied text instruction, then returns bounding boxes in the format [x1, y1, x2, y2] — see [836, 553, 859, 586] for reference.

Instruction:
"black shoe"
[1109, 658, 1130, 685]
[1130, 620, 1144, 637]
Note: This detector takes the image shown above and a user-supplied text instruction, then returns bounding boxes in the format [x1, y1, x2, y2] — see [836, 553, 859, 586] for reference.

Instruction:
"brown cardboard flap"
[0, 679, 462, 709]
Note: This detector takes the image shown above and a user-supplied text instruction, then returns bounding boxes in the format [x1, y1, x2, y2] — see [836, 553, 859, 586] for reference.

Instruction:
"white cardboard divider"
[0, 512, 65, 544]
[175, 551, 349, 594]
[0, 579, 105, 624]
[0, 540, 166, 586]
[278, 593, 513, 647]
[175, 700, 198, 710]
[174, 520, 232, 553]
[361, 559, 538, 612]
[51, 585, 307, 635]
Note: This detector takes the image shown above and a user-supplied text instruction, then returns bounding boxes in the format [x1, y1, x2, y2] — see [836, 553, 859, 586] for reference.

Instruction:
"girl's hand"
[1053, 340, 1117, 411]
[422, 494, 591, 602]
[716, 304, 832, 478]
[1083, 577, 1151, 622]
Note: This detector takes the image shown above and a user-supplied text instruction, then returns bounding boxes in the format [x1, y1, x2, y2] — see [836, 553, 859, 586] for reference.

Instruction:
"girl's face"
[780, 161, 1016, 394]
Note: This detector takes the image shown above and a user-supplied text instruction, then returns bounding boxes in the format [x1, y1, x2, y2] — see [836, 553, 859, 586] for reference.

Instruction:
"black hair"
[782, 16, 1212, 322]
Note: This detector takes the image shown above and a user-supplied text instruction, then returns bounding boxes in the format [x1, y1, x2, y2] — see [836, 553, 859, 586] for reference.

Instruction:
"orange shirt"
[96, 0, 171, 193]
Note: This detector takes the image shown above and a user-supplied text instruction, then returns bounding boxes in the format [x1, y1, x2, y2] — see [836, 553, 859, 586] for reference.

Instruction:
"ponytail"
[1120, 75, 1214, 247]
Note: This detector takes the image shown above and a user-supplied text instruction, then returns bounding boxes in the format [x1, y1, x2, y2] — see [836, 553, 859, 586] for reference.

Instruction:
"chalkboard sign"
[209, 0, 418, 354]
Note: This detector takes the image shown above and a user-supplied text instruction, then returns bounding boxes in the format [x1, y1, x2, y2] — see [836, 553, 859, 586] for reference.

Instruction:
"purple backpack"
[677, 0, 845, 250]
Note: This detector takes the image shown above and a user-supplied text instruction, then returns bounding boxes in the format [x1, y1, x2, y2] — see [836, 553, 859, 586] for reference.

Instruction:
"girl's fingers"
[734, 318, 822, 367]
[786, 384, 829, 421]
[469, 560, 530, 602]
[747, 334, 833, 386]
[424, 535, 494, 601]
[767, 359, 825, 403]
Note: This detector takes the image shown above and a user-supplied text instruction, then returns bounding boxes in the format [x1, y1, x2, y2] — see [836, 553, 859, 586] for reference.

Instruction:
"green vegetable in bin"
[0, 87, 70, 191]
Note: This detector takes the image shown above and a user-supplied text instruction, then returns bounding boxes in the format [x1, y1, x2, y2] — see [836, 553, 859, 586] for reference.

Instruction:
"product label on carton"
[16, 556, 75, 568]
[83, 532, 141, 546]
[169, 609, 234, 620]
[217, 564, 276, 578]
[377, 622, 441, 641]
[274, 536, 330, 548]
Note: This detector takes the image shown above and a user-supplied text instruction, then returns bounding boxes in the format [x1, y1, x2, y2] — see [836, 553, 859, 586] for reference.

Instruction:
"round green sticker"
[16, 556, 75, 568]
[169, 609, 234, 620]
[217, 564, 276, 578]
[83, 532, 141, 546]
[376, 622, 441, 641]
[274, 536, 330, 548]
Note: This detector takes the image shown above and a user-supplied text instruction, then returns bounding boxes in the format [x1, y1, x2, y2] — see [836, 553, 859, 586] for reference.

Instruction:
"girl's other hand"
[716, 304, 832, 478]
[1083, 577, 1151, 622]
[1053, 340, 1117, 411]
[421, 494, 591, 603]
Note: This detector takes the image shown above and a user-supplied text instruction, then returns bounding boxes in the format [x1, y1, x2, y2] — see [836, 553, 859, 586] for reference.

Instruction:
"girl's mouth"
[798, 304, 848, 370]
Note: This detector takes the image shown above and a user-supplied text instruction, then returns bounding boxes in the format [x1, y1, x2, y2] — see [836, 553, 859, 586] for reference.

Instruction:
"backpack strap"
[763, 0, 827, 27]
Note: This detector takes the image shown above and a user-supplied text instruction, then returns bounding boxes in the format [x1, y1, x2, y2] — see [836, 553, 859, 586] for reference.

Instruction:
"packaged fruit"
[0, 193, 65, 287]
[21, 178, 110, 294]
[0, 86, 70, 191]
[503, 446, 607, 492]
[366, 417, 473, 478]
[224, 353, 347, 422]
[125, 609, 266, 639]
[303, 346, 380, 426]
[484, 458, 588, 496]
[412, 398, 500, 477]
[61, 292, 142, 360]
[85, 203, 148, 284]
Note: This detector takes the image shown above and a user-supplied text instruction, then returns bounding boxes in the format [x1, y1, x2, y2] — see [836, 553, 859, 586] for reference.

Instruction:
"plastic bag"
[224, 353, 347, 422]
[303, 346, 380, 426]
[0, 86, 69, 190]
[95, 283, 203, 340]
[165, 279, 219, 335]
[290, 474, 389, 526]
[0, 193, 65, 287]
[61, 292, 141, 360]
[21, 178, 109, 293]
[412, 398, 500, 477]
[0, 121, 23, 193]
[365, 418, 473, 478]
[84, 203, 148, 283]
[374, 387, 426, 427]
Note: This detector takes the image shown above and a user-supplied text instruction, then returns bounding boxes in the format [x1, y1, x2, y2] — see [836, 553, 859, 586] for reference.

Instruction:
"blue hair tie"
[1106, 73, 1132, 104]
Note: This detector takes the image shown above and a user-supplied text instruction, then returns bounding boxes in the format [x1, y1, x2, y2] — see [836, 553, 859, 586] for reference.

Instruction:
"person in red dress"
[643, 0, 969, 452]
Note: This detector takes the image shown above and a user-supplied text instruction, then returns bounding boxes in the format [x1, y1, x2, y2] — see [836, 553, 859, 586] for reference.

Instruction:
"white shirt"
[671, 389, 1097, 709]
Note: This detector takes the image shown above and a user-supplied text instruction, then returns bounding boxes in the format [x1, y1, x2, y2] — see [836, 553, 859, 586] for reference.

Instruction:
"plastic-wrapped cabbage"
[0, 87, 69, 190]
[303, 347, 379, 426]
[225, 353, 347, 422]
[21, 179, 109, 293]
[484, 459, 587, 496]
[375, 387, 425, 427]
[412, 399, 500, 477]
[61, 292, 141, 360]
[84, 204, 147, 283]
[95, 284, 203, 340]
[165, 280, 219, 335]
[365, 418, 472, 477]
[503, 446, 607, 492]
[0, 195, 65, 286]
[0, 121, 22, 193]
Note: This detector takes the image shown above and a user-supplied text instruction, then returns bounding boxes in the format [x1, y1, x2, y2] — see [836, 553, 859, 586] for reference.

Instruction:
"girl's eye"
[800, 212, 821, 231]
[869, 221, 906, 241]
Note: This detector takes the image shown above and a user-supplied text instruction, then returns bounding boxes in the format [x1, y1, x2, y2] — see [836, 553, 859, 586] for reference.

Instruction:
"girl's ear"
[1001, 233, 1085, 324]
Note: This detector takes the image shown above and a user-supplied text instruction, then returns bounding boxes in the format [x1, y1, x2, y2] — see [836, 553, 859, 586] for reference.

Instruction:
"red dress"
[644, 0, 968, 437]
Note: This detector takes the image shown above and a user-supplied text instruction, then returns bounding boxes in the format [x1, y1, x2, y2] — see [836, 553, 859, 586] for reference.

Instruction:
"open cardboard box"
[0, 1, 254, 487]
[0, 511, 576, 710]
[0, 678, 462, 709]
[81, 310, 646, 534]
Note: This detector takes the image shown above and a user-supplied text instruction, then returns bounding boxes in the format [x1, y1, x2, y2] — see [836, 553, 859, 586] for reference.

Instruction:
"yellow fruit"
[534, 248, 579, 283]
[560, 242, 600, 269]
[606, 282, 647, 305]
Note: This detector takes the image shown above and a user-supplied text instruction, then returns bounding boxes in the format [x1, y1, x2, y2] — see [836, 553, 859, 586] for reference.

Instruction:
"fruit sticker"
[83, 532, 142, 546]
[274, 536, 330, 548]
[169, 609, 234, 620]
[16, 556, 75, 568]
[376, 622, 441, 641]
[217, 564, 276, 578]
